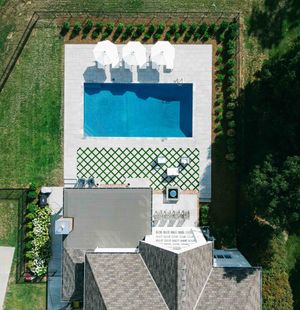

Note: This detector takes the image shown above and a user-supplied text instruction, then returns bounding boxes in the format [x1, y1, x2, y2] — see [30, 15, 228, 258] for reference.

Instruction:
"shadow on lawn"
[248, 0, 300, 48]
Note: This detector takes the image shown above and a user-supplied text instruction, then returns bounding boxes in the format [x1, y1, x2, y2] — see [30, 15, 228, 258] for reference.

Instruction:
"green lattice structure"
[77, 147, 200, 190]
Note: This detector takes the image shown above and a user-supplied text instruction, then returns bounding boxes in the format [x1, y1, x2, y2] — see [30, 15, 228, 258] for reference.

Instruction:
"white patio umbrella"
[122, 41, 147, 68]
[151, 41, 175, 69]
[93, 40, 119, 68]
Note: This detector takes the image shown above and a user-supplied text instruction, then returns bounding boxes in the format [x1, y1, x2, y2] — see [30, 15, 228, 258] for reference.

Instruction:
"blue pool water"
[84, 83, 193, 137]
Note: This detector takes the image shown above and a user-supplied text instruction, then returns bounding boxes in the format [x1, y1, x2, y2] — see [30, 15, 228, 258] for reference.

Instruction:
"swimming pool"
[84, 83, 193, 137]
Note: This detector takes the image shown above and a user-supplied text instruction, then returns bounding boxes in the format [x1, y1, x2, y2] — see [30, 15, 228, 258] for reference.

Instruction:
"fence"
[0, 10, 241, 93]
[0, 189, 27, 283]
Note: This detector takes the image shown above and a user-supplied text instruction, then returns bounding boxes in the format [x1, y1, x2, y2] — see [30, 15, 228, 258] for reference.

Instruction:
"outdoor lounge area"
[64, 42, 212, 200]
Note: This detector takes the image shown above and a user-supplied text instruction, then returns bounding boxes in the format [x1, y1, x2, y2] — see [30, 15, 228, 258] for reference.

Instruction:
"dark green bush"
[227, 68, 235, 76]
[215, 106, 223, 114]
[106, 23, 114, 35]
[184, 32, 192, 42]
[101, 32, 109, 40]
[225, 39, 235, 49]
[218, 21, 229, 33]
[27, 203, 37, 214]
[122, 32, 129, 41]
[227, 143, 236, 153]
[227, 102, 236, 110]
[169, 23, 177, 34]
[154, 33, 161, 40]
[217, 32, 225, 43]
[27, 190, 37, 200]
[143, 33, 151, 41]
[200, 204, 210, 225]
[227, 59, 235, 68]
[73, 22, 81, 35]
[218, 64, 225, 71]
[26, 221, 33, 230]
[216, 74, 225, 82]
[116, 23, 124, 33]
[226, 22, 239, 39]
[227, 128, 236, 137]
[25, 213, 35, 221]
[174, 32, 180, 41]
[208, 23, 217, 35]
[215, 124, 223, 133]
[216, 114, 223, 122]
[157, 23, 165, 34]
[189, 23, 197, 34]
[227, 76, 236, 85]
[29, 182, 36, 191]
[227, 137, 235, 145]
[197, 23, 208, 36]
[95, 22, 104, 32]
[92, 30, 99, 39]
[225, 153, 235, 161]
[147, 24, 156, 35]
[179, 22, 188, 33]
[217, 46, 223, 54]
[25, 241, 33, 250]
[165, 32, 171, 41]
[226, 48, 235, 58]
[193, 32, 201, 40]
[61, 21, 70, 36]
[226, 111, 234, 120]
[215, 97, 224, 105]
[228, 120, 236, 128]
[125, 24, 134, 35]
[202, 32, 209, 42]
[226, 86, 235, 95]
[136, 24, 145, 35]
[217, 56, 223, 64]
[83, 19, 93, 34]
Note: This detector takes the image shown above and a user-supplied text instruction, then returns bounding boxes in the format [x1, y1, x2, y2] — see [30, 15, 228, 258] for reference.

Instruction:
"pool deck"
[64, 44, 212, 200]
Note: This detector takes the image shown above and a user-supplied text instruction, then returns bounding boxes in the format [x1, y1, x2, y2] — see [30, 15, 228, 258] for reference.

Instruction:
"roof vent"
[55, 217, 73, 235]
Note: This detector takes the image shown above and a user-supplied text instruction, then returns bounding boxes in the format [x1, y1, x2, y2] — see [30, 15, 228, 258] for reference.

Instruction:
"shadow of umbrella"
[83, 64, 107, 83]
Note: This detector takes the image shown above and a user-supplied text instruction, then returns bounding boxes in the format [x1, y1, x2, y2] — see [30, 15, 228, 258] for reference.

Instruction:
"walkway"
[47, 187, 69, 310]
[0, 246, 14, 310]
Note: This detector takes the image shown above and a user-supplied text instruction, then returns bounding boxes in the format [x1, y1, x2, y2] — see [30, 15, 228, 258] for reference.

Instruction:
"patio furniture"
[167, 167, 179, 177]
[77, 178, 85, 188]
[87, 177, 96, 188]
[157, 155, 166, 165]
[166, 186, 179, 202]
[180, 156, 190, 166]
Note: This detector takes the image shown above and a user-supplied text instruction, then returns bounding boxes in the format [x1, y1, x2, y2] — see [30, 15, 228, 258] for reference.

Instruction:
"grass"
[0, 26, 63, 187]
[286, 235, 300, 310]
[0, 200, 46, 310]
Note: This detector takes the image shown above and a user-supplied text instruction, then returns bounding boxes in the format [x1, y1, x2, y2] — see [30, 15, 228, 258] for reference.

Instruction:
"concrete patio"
[64, 44, 212, 200]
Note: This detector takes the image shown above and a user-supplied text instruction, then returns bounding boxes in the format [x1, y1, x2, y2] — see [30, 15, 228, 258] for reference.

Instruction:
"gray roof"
[63, 188, 152, 249]
[195, 267, 262, 310]
[62, 187, 152, 300]
[85, 253, 168, 310]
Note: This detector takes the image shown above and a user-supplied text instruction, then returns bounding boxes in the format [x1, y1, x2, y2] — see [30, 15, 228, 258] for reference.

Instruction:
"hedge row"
[213, 23, 239, 163]
[24, 183, 51, 279]
[61, 20, 236, 43]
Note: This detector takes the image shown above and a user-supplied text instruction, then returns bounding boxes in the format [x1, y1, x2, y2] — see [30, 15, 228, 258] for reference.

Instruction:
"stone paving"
[64, 44, 212, 200]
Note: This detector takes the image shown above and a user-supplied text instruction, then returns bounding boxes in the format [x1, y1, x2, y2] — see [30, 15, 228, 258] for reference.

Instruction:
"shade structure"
[151, 41, 175, 69]
[93, 40, 119, 67]
[122, 41, 147, 68]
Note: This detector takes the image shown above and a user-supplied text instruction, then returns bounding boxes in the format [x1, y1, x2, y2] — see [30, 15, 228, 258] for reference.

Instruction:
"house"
[59, 187, 262, 309]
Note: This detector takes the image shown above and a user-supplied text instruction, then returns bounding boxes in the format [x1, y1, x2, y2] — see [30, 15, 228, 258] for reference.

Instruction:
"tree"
[247, 155, 300, 232]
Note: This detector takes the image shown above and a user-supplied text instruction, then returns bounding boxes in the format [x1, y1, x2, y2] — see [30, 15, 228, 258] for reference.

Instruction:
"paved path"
[47, 187, 69, 310]
[0, 246, 14, 310]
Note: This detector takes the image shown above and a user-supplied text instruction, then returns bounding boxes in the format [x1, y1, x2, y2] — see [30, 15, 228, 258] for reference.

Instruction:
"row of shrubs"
[213, 25, 239, 162]
[24, 183, 51, 279]
[61, 20, 237, 43]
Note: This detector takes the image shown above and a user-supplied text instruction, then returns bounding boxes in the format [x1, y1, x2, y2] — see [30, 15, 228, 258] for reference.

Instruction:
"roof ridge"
[139, 253, 170, 310]
[193, 267, 213, 310]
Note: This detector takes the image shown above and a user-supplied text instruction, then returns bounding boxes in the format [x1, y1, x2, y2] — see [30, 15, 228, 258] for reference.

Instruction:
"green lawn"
[0, 26, 63, 187]
[0, 200, 46, 310]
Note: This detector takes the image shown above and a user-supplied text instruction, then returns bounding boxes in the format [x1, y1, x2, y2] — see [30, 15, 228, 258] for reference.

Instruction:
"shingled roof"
[84, 253, 168, 310]
[195, 267, 262, 310]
